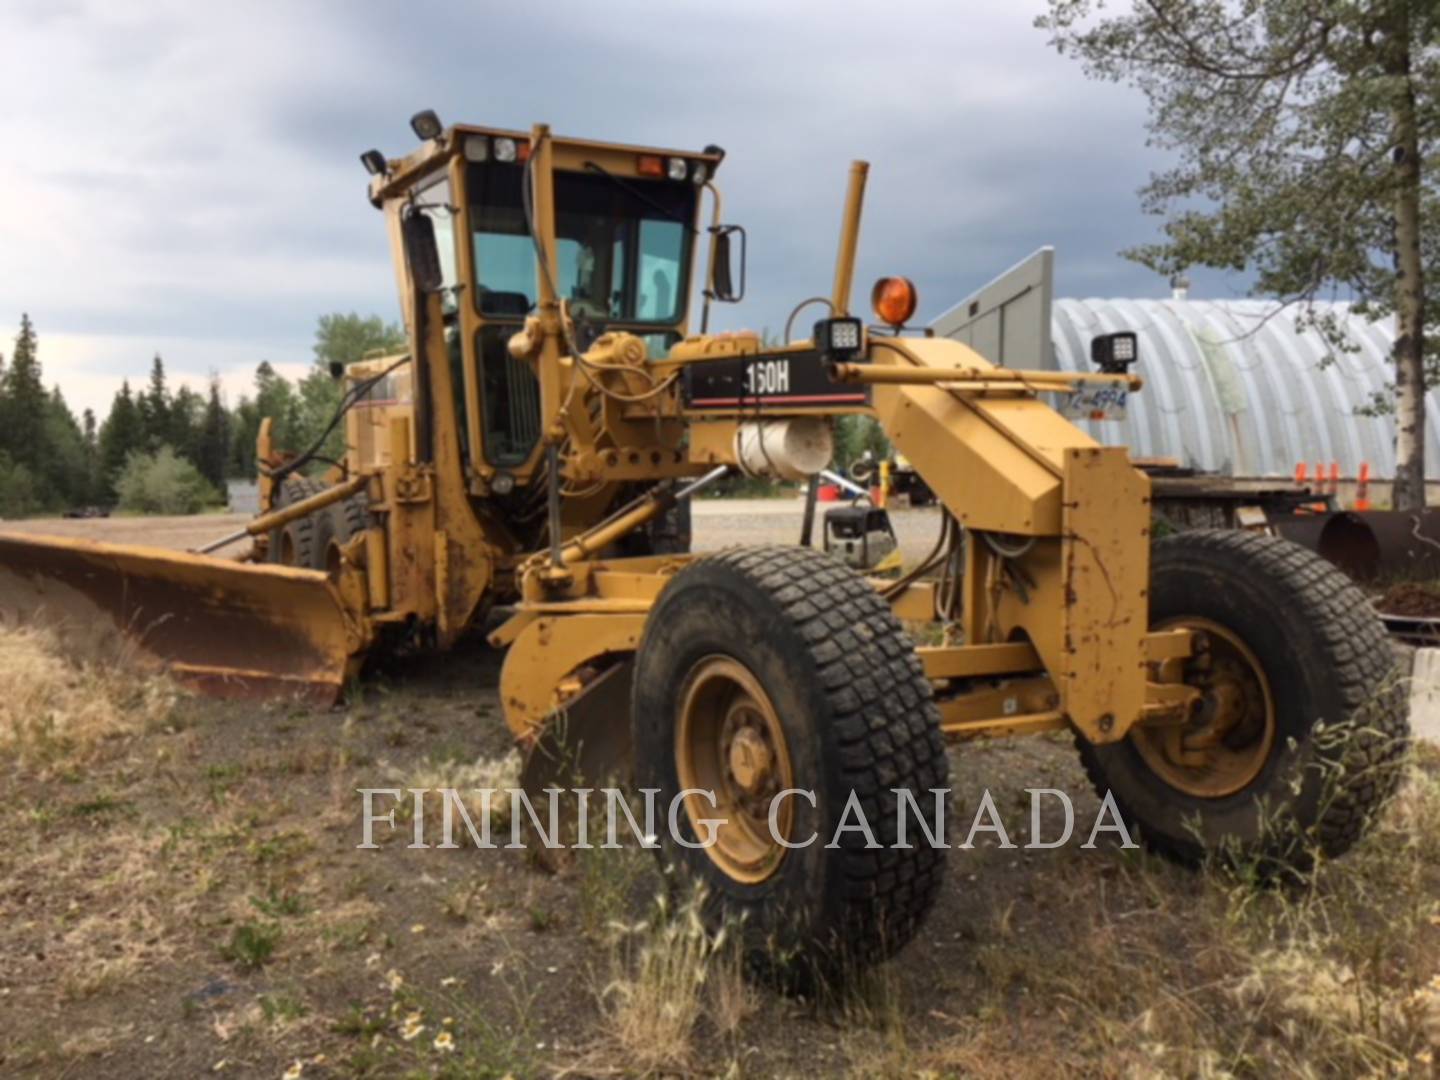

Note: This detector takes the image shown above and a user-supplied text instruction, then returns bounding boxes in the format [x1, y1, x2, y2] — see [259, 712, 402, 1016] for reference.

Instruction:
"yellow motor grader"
[0, 111, 1407, 980]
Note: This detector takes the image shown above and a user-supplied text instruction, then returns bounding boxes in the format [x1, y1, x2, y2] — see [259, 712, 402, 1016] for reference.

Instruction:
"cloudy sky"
[0, 0, 1244, 420]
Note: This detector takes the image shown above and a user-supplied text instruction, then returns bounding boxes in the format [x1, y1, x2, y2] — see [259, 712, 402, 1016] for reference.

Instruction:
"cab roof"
[368, 122, 724, 206]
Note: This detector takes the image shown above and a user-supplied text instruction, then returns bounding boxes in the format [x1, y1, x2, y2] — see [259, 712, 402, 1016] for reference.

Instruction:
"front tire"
[1080, 529, 1408, 870]
[632, 546, 948, 984]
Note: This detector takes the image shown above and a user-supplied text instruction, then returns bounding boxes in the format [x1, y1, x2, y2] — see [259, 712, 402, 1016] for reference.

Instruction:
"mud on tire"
[632, 545, 948, 984]
[1079, 529, 1409, 870]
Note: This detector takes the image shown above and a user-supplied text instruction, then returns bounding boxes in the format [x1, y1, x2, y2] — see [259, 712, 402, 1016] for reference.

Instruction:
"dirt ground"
[0, 511, 256, 559]
[2, 504, 1440, 1078]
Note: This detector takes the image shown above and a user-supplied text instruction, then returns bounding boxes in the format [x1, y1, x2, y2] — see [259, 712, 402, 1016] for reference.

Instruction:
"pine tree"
[0, 315, 50, 480]
[0, 451, 37, 517]
[230, 397, 259, 479]
[82, 408, 100, 504]
[43, 387, 88, 509]
[170, 385, 202, 461]
[98, 380, 146, 502]
[139, 354, 171, 452]
[197, 376, 231, 491]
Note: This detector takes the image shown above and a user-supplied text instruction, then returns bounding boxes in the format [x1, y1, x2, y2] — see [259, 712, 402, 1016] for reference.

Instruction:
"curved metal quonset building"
[1049, 298, 1419, 478]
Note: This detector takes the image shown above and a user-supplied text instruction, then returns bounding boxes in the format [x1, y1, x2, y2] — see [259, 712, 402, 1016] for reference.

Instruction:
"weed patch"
[222, 921, 282, 970]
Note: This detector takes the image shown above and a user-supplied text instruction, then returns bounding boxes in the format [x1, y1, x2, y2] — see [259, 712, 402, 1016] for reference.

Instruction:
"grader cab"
[0, 111, 1408, 981]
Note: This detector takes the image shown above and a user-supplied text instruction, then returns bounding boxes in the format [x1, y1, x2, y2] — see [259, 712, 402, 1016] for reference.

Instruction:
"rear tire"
[266, 476, 330, 571]
[327, 492, 368, 544]
[1079, 529, 1408, 871]
[324, 493, 370, 573]
[632, 545, 948, 985]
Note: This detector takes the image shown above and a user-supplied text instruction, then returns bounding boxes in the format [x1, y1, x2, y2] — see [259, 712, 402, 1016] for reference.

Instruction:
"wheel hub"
[1134, 617, 1277, 798]
[675, 656, 795, 884]
[726, 723, 772, 793]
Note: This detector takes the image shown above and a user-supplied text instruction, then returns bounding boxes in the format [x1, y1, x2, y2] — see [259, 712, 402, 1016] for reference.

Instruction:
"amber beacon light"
[871, 276, 917, 328]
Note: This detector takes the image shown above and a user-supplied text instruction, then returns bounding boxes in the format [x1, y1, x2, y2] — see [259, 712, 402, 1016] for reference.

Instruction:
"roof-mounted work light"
[359, 149, 387, 176]
[409, 109, 443, 141]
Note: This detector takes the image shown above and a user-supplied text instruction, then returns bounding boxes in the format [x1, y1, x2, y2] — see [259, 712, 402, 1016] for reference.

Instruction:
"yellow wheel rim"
[674, 656, 795, 884]
[1133, 617, 1277, 798]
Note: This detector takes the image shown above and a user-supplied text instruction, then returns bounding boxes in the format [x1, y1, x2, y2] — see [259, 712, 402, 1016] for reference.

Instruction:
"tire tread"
[663, 544, 948, 968]
[1077, 528, 1408, 863]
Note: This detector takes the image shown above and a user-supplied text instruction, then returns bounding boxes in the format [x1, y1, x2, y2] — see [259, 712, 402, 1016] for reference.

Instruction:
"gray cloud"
[0, 0, 1246, 417]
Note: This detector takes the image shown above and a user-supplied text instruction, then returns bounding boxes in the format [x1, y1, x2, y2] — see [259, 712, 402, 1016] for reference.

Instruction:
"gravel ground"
[0, 496, 946, 568]
[693, 494, 942, 564]
[0, 512, 252, 557]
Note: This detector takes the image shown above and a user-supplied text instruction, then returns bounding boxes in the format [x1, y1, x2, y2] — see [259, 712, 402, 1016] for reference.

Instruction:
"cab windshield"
[467, 163, 695, 325]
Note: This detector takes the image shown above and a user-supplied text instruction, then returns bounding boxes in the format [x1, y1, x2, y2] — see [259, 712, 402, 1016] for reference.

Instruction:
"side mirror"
[402, 210, 444, 293]
[709, 224, 746, 303]
[328, 360, 345, 380]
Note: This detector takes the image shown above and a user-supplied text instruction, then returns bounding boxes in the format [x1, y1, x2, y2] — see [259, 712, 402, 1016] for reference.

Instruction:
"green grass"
[251, 887, 307, 918]
[70, 794, 127, 817]
[258, 992, 308, 1024]
[221, 920, 282, 970]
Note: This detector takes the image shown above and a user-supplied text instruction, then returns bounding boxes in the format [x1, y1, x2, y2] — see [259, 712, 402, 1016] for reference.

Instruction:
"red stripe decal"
[690, 394, 868, 406]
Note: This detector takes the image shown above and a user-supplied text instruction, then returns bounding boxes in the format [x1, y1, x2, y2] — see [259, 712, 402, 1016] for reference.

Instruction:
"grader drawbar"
[0, 113, 1408, 983]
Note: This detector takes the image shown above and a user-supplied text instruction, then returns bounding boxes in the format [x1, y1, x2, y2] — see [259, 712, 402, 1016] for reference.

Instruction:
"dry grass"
[854, 755, 1440, 1079]
[598, 889, 730, 1074]
[382, 748, 525, 844]
[0, 625, 175, 772]
[46, 829, 189, 1001]
[395, 748, 523, 795]
[707, 927, 759, 1039]
[3, 624, 1437, 1078]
